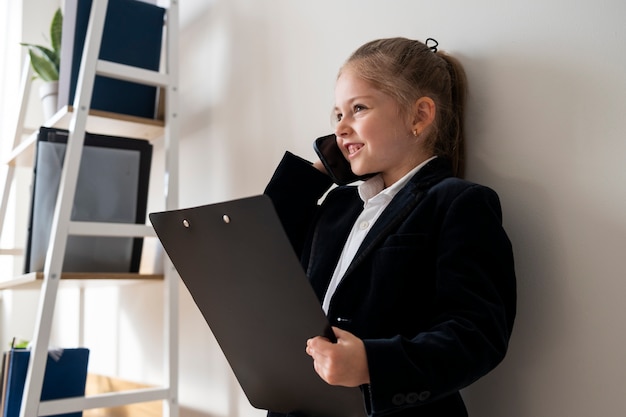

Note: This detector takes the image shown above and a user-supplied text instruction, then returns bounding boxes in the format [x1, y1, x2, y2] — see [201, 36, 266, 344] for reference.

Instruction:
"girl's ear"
[411, 97, 436, 136]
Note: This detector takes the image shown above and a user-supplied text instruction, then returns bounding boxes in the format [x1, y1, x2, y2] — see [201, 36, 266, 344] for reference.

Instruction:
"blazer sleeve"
[362, 182, 516, 415]
[264, 151, 334, 256]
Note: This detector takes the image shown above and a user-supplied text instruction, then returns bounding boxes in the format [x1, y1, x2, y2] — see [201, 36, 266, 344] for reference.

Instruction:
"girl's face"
[333, 68, 431, 188]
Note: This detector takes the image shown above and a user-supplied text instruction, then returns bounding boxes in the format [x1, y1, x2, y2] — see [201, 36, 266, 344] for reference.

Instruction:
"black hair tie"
[426, 38, 438, 53]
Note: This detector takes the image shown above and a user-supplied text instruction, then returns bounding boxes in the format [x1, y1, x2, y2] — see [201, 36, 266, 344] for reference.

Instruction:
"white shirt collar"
[357, 156, 437, 204]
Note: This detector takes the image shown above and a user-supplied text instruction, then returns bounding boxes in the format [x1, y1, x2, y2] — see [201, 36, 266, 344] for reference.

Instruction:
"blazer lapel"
[307, 198, 362, 300]
[342, 157, 453, 279]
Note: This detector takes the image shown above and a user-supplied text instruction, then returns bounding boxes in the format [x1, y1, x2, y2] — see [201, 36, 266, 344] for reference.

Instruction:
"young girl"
[264, 37, 516, 417]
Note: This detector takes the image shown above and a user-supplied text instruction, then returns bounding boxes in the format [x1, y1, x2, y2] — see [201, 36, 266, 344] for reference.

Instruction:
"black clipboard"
[149, 195, 366, 417]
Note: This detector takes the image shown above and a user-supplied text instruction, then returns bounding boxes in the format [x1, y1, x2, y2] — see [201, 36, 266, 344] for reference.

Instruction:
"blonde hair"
[340, 37, 467, 177]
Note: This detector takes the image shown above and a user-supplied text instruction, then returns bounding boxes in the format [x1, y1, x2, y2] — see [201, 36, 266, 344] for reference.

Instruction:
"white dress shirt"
[321, 157, 436, 314]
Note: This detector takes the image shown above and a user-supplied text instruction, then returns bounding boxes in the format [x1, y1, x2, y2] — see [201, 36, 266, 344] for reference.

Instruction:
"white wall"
[173, 1, 626, 416]
[2, 1, 625, 417]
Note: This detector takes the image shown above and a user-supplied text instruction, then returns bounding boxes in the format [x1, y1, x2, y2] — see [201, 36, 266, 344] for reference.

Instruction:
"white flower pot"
[39, 81, 59, 121]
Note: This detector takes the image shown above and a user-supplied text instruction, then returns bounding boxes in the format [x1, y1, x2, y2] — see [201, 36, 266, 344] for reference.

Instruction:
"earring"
[412, 129, 419, 137]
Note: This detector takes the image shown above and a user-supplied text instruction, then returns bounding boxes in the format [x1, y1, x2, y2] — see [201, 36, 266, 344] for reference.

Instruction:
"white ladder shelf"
[0, 1, 180, 416]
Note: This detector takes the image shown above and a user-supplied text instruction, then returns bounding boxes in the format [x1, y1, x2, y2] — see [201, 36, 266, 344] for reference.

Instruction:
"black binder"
[150, 195, 366, 417]
[24, 127, 152, 273]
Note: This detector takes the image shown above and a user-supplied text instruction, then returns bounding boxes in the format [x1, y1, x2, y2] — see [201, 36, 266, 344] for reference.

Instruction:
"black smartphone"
[313, 134, 372, 185]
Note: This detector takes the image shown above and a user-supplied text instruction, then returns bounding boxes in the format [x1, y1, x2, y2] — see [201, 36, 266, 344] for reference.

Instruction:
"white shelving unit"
[0, 1, 179, 417]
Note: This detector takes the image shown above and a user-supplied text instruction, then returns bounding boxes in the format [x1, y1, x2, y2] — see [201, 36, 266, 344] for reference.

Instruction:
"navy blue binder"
[58, 0, 165, 118]
[2, 348, 89, 417]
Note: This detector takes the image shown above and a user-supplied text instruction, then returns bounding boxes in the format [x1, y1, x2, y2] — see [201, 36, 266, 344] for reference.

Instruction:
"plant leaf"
[23, 44, 57, 62]
[25, 47, 58, 82]
[19, 8, 62, 81]
[50, 8, 63, 56]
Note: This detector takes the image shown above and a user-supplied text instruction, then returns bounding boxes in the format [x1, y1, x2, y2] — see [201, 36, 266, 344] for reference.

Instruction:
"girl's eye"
[333, 104, 366, 124]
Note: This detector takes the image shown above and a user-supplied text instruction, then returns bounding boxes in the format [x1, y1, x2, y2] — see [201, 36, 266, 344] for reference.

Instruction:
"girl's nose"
[334, 117, 351, 138]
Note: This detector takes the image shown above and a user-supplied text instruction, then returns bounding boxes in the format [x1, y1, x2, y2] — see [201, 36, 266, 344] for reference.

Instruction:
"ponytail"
[437, 52, 467, 178]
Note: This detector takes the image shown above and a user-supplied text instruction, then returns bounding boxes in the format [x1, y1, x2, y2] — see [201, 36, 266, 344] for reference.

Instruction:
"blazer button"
[391, 393, 405, 405]
[405, 392, 419, 404]
[417, 391, 431, 402]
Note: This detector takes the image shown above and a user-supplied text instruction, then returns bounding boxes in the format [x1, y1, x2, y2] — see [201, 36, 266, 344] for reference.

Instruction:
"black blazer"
[265, 152, 516, 417]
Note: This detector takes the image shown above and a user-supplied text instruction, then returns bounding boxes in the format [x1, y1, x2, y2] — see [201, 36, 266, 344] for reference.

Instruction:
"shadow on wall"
[461, 167, 562, 417]
[458, 49, 573, 416]
[177, 2, 278, 202]
[459, 45, 626, 416]
[178, 3, 225, 140]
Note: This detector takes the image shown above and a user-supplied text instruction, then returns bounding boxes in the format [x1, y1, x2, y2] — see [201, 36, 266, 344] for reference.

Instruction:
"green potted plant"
[21, 7, 62, 120]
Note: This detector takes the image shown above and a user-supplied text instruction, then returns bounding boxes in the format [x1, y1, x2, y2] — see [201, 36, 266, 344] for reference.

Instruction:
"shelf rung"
[0, 272, 164, 291]
[96, 60, 170, 87]
[38, 387, 170, 416]
[3, 131, 38, 166]
[69, 221, 156, 237]
[0, 247, 24, 256]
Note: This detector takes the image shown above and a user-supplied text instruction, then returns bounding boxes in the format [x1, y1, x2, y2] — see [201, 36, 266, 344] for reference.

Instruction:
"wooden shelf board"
[47, 106, 164, 140]
[84, 374, 162, 417]
[4, 106, 165, 167]
[0, 272, 163, 291]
